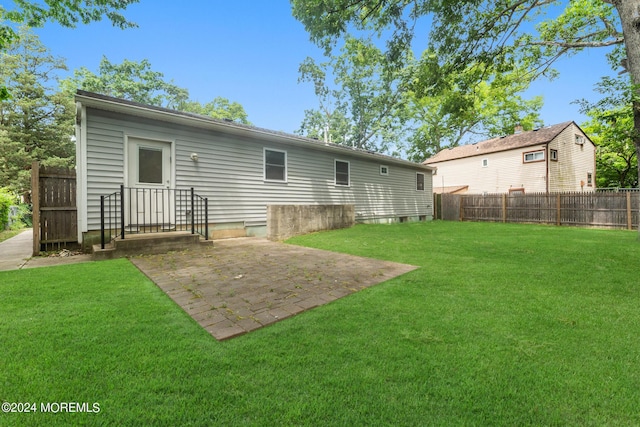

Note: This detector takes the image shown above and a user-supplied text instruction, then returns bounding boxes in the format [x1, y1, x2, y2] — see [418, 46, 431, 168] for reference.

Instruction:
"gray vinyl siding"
[84, 108, 432, 231]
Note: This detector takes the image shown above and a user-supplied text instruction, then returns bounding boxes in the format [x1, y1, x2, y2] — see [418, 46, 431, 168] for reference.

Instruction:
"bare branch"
[530, 37, 624, 49]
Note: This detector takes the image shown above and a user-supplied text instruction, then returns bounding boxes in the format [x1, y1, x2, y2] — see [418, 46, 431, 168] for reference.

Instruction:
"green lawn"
[0, 228, 25, 243]
[1, 221, 639, 425]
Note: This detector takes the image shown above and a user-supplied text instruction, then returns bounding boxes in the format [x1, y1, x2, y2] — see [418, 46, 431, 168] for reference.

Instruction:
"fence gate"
[31, 161, 77, 256]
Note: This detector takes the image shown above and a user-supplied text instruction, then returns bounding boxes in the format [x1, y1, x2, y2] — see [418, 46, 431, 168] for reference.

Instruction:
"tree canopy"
[0, 28, 74, 197]
[62, 57, 252, 124]
[291, 1, 640, 177]
[0, 0, 139, 100]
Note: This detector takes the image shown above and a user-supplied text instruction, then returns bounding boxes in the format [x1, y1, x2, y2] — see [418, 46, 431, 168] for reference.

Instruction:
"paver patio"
[130, 237, 418, 340]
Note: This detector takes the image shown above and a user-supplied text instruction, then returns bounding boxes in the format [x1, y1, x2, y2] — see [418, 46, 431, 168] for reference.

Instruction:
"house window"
[550, 149, 558, 161]
[138, 147, 163, 184]
[264, 148, 287, 182]
[575, 135, 585, 145]
[523, 150, 545, 163]
[416, 173, 425, 191]
[380, 165, 389, 176]
[335, 160, 350, 186]
[587, 172, 593, 187]
[482, 158, 488, 167]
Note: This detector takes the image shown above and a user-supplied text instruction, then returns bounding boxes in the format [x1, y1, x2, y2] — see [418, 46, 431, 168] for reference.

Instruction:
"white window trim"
[380, 165, 389, 176]
[335, 159, 350, 186]
[416, 172, 425, 191]
[263, 148, 287, 182]
[550, 149, 558, 161]
[523, 150, 545, 163]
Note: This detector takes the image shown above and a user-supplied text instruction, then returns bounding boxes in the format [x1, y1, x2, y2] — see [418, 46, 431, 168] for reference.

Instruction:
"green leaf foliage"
[62, 57, 252, 125]
[0, 28, 75, 198]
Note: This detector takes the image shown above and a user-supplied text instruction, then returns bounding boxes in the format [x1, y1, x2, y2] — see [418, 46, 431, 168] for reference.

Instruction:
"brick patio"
[130, 238, 417, 340]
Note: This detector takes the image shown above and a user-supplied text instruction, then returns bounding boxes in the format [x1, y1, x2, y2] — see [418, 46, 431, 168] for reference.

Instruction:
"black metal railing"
[100, 185, 209, 249]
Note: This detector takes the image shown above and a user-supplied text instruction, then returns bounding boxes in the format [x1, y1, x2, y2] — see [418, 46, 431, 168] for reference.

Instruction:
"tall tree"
[62, 57, 252, 124]
[578, 50, 638, 188]
[0, 28, 74, 197]
[297, 36, 408, 153]
[291, 0, 640, 232]
[62, 57, 190, 109]
[405, 55, 543, 161]
[1, 0, 138, 100]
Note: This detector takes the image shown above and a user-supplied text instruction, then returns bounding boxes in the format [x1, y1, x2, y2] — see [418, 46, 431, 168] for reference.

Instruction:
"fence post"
[204, 197, 209, 240]
[190, 187, 195, 235]
[556, 194, 561, 226]
[627, 192, 632, 230]
[31, 161, 40, 256]
[502, 194, 507, 223]
[459, 196, 464, 221]
[120, 185, 125, 240]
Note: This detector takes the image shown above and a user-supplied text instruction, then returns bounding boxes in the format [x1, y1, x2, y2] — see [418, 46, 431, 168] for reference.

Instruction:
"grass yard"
[1, 221, 639, 425]
[0, 228, 25, 243]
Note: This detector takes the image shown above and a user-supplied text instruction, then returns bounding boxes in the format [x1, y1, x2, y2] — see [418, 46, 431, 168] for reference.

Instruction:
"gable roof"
[75, 90, 434, 171]
[423, 121, 581, 164]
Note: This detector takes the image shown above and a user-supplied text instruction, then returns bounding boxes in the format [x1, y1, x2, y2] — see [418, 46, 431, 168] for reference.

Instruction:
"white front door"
[126, 138, 173, 229]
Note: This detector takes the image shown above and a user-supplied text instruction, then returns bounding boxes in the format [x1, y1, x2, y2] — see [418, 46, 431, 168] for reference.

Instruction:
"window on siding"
[138, 147, 163, 184]
[587, 172, 593, 186]
[264, 148, 287, 181]
[482, 158, 488, 167]
[335, 160, 350, 186]
[550, 149, 558, 161]
[416, 173, 425, 191]
[575, 135, 585, 145]
[380, 165, 389, 176]
[523, 150, 545, 163]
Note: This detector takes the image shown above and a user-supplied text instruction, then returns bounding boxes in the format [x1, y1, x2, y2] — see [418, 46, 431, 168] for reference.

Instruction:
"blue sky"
[29, 0, 616, 139]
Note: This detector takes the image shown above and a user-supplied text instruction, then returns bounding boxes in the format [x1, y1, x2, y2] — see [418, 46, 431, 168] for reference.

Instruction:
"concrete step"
[92, 231, 212, 260]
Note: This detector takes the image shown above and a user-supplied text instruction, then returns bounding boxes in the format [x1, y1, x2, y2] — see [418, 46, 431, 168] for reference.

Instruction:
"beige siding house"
[424, 122, 596, 194]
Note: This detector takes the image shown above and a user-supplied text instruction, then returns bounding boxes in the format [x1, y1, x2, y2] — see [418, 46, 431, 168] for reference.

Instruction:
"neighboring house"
[74, 90, 434, 246]
[424, 121, 597, 194]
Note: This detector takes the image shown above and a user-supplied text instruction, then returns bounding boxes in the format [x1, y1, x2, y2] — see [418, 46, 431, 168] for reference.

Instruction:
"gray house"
[75, 90, 434, 247]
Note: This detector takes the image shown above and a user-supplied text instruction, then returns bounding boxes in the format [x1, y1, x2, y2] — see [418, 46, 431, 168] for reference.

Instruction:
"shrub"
[0, 189, 14, 230]
[9, 204, 32, 229]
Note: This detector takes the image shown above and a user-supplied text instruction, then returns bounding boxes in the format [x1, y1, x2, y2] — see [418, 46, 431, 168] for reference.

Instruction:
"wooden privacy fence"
[31, 161, 78, 255]
[439, 192, 639, 230]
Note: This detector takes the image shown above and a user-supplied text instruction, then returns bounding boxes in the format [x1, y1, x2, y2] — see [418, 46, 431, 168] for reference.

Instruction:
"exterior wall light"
[190, 153, 199, 162]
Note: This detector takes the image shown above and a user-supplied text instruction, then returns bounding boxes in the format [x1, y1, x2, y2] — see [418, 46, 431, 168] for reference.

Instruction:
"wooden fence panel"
[441, 194, 462, 221]
[31, 162, 77, 255]
[436, 191, 639, 230]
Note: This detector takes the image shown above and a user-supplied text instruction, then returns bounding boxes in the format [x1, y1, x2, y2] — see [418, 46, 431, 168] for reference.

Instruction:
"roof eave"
[75, 91, 434, 171]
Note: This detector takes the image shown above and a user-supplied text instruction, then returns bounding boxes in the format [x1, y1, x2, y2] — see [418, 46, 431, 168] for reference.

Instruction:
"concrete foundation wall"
[267, 204, 355, 241]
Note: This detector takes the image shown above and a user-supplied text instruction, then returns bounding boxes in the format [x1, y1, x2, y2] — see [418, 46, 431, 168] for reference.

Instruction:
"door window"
[138, 147, 163, 184]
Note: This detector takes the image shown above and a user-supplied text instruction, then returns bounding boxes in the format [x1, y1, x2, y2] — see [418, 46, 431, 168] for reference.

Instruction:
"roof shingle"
[423, 121, 574, 164]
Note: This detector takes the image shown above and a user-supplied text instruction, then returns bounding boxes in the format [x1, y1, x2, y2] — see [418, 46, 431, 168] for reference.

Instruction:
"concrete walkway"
[0, 229, 92, 271]
[0, 229, 33, 270]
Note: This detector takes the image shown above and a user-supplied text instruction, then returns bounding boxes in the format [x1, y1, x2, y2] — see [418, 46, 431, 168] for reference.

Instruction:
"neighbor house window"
[416, 173, 425, 191]
[482, 158, 488, 167]
[335, 160, 350, 186]
[523, 150, 545, 163]
[550, 149, 558, 161]
[575, 135, 585, 145]
[587, 172, 593, 187]
[264, 148, 287, 182]
[380, 165, 389, 176]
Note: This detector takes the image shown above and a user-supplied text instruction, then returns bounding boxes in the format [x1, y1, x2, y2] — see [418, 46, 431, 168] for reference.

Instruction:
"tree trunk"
[613, 0, 640, 237]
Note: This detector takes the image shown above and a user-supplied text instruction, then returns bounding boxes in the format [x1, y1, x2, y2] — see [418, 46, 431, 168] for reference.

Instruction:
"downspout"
[545, 142, 550, 194]
[75, 101, 88, 244]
